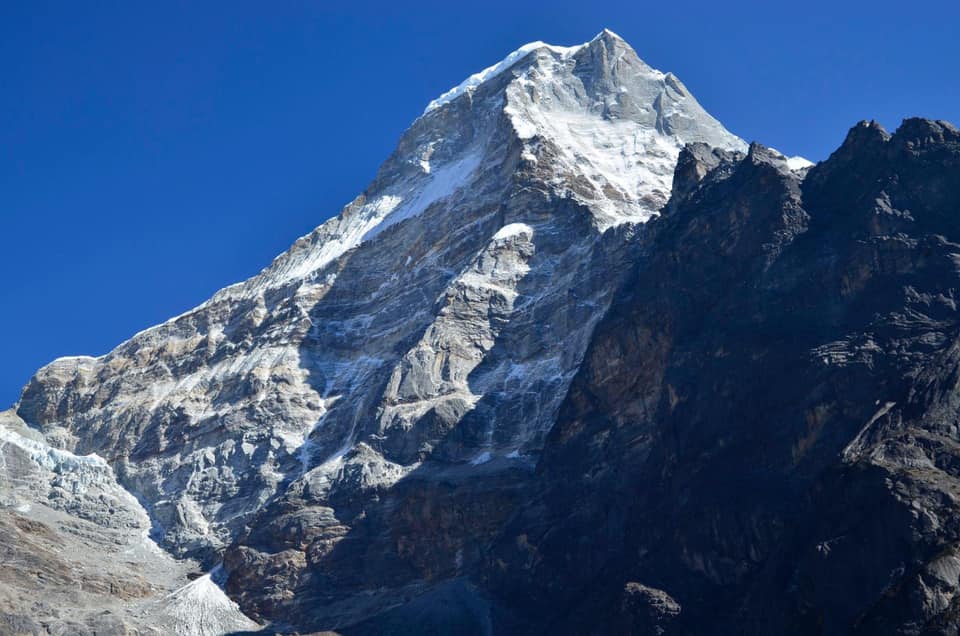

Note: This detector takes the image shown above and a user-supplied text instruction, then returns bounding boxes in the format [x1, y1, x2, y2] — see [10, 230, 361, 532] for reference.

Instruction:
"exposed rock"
[484, 118, 960, 634]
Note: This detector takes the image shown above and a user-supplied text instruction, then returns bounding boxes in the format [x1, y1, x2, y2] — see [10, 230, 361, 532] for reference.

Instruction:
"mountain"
[7, 29, 744, 632]
[15, 28, 741, 563]
[4, 28, 960, 635]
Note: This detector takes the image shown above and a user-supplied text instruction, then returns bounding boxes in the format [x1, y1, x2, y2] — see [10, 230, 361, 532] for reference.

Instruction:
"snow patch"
[364, 151, 484, 240]
[786, 155, 815, 170]
[153, 570, 260, 636]
[0, 423, 113, 493]
[281, 195, 403, 283]
[231, 144, 481, 292]
[768, 146, 814, 171]
[492, 222, 534, 241]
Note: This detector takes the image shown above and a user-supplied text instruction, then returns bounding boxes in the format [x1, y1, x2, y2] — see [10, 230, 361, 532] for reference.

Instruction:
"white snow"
[363, 151, 483, 240]
[786, 155, 815, 170]
[0, 419, 165, 553]
[492, 222, 534, 241]
[154, 570, 260, 636]
[248, 147, 483, 291]
[422, 30, 632, 116]
[497, 35, 746, 228]
[45, 355, 98, 366]
[0, 423, 112, 487]
[507, 90, 683, 226]
[423, 41, 586, 115]
[768, 146, 815, 171]
[282, 195, 402, 282]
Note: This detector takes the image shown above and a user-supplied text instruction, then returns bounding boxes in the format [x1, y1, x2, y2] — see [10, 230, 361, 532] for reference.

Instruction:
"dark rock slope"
[482, 118, 960, 635]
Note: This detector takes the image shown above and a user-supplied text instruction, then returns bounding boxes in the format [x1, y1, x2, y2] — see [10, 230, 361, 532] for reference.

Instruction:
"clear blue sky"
[2, 0, 958, 408]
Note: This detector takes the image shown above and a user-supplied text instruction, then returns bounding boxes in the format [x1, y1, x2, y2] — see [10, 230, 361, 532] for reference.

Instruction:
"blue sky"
[2, 0, 959, 407]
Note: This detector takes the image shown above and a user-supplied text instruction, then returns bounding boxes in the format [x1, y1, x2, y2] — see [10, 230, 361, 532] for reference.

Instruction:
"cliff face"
[484, 119, 960, 635]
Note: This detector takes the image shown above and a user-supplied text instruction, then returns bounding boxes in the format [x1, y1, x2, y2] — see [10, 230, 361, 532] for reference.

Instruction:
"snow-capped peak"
[494, 30, 745, 226]
[26, 30, 746, 392]
[597, 27, 625, 40]
[14, 32, 751, 615]
[422, 29, 627, 115]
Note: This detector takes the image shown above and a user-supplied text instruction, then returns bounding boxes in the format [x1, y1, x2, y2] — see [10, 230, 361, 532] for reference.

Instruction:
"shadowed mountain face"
[5, 28, 960, 636]
[483, 119, 960, 635]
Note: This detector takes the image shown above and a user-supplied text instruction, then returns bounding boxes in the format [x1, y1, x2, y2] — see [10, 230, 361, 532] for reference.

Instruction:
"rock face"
[484, 118, 960, 634]
[7, 27, 960, 636]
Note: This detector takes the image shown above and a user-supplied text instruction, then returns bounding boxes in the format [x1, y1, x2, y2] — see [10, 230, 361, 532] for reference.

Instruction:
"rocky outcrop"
[483, 118, 960, 634]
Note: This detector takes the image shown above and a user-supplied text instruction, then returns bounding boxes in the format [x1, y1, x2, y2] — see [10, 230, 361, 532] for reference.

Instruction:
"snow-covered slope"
[14, 29, 746, 630]
[502, 29, 744, 226]
[150, 570, 260, 636]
